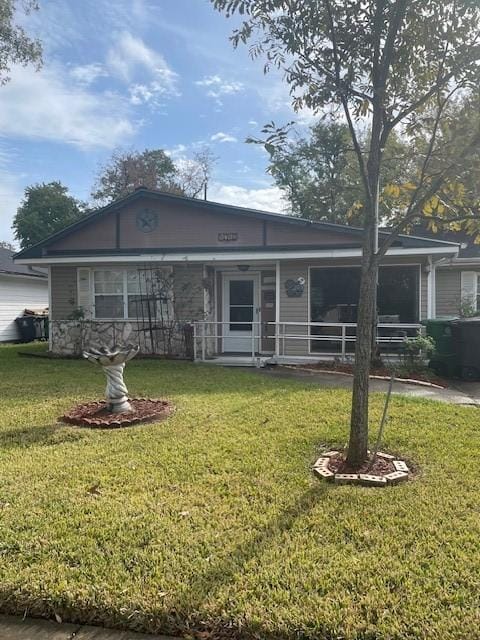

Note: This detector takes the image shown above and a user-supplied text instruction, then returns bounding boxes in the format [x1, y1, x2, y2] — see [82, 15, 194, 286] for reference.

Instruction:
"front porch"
[193, 319, 423, 367]
[194, 258, 425, 366]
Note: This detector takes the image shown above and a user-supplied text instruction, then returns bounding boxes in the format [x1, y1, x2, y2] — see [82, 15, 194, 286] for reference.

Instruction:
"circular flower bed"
[313, 450, 412, 486]
[61, 398, 174, 428]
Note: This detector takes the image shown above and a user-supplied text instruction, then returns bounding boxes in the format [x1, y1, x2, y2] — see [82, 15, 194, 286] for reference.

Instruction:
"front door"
[222, 274, 260, 353]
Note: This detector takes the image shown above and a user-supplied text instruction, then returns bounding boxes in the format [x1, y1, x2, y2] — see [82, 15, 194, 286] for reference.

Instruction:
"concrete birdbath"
[61, 344, 174, 428]
[83, 345, 139, 413]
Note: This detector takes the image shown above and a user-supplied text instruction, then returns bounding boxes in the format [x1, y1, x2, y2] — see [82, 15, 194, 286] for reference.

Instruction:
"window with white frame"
[93, 270, 125, 319]
[92, 268, 173, 320]
[460, 271, 478, 315]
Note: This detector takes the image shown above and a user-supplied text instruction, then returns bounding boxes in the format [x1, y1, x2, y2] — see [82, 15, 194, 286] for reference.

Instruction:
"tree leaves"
[12, 182, 85, 249]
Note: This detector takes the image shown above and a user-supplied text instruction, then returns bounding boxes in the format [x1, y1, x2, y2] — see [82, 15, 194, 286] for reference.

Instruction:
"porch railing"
[193, 320, 423, 362]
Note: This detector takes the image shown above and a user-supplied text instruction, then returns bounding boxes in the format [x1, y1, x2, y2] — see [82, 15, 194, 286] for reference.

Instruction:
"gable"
[15, 188, 459, 261]
[45, 194, 363, 254]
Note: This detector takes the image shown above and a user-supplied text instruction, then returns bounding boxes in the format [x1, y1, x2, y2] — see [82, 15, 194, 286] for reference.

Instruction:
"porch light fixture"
[237, 265, 250, 272]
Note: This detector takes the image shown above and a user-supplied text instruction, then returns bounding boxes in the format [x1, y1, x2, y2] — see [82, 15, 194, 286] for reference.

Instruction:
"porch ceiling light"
[237, 264, 250, 272]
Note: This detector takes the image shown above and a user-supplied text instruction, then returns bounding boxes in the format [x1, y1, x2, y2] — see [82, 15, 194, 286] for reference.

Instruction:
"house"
[0, 247, 48, 342]
[423, 229, 480, 319]
[14, 188, 461, 364]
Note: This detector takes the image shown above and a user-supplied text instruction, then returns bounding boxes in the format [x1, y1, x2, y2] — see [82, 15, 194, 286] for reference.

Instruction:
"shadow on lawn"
[0, 424, 88, 450]
[171, 484, 328, 637]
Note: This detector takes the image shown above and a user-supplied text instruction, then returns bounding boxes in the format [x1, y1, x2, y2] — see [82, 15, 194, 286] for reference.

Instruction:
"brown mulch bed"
[296, 361, 448, 387]
[61, 398, 174, 428]
[328, 452, 395, 475]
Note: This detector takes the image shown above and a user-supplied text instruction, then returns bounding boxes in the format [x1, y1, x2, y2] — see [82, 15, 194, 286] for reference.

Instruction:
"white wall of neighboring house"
[0, 274, 48, 342]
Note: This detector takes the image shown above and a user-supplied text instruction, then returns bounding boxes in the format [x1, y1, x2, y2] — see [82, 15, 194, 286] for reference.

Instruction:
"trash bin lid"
[421, 317, 458, 325]
[451, 317, 480, 324]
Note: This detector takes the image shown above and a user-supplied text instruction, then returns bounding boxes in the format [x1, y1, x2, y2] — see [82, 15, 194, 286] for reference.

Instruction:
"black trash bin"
[15, 316, 38, 342]
[15, 315, 48, 343]
[450, 318, 480, 380]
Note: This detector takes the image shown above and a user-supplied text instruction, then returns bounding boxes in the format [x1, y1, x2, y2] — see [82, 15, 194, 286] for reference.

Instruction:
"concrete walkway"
[258, 367, 480, 406]
[0, 616, 174, 640]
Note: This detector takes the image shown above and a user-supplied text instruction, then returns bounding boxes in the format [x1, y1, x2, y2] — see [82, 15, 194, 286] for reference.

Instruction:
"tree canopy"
[0, 0, 42, 84]
[91, 147, 217, 205]
[13, 182, 85, 249]
[263, 120, 417, 224]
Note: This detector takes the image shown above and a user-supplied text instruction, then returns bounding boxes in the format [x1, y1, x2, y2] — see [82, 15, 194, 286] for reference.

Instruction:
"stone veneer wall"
[50, 320, 192, 358]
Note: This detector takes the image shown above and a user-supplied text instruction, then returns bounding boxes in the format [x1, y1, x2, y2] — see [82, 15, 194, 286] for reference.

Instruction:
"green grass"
[0, 343, 479, 640]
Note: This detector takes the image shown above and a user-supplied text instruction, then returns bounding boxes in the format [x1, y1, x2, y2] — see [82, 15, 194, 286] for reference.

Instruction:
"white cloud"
[209, 183, 286, 213]
[0, 164, 23, 244]
[70, 63, 107, 85]
[164, 144, 187, 159]
[107, 31, 178, 105]
[211, 132, 238, 143]
[195, 74, 244, 104]
[0, 64, 135, 149]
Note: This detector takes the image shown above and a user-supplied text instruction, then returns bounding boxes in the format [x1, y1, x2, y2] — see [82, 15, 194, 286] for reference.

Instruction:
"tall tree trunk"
[347, 236, 378, 467]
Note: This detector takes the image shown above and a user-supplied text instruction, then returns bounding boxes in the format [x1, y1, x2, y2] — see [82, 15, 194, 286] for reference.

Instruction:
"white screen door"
[222, 274, 260, 353]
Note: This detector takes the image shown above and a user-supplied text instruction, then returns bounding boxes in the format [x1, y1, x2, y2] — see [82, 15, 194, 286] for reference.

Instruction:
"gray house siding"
[172, 264, 205, 321]
[279, 261, 309, 356]
[434, 267, 480, 318]
[50, 266, 77, 320]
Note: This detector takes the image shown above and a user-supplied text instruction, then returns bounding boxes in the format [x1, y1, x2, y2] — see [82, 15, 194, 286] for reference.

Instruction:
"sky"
[0, 0, 315, 245]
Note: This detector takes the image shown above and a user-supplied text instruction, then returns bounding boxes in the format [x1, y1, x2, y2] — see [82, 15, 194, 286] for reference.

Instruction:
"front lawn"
[0, 344, 479, 640]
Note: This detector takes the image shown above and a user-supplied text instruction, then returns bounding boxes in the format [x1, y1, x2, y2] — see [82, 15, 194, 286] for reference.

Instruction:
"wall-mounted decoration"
[263, 290, 275, 304]
[285, 277, 305, 298]
[218, 232, 238, 241]
[262, 272, 276, 285]
[136, 209, 158, 233]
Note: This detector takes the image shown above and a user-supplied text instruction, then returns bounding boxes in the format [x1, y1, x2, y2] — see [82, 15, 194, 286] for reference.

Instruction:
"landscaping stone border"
[313, 450, 410, 487]
[284, 365, 446, 389]
[61, 398, 174, 428]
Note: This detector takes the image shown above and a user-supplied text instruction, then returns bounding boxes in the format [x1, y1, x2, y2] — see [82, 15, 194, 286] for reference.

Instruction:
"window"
[309, 266, 419, 352]
[93, 268, 173, 320]
[93, 270, 124, 319]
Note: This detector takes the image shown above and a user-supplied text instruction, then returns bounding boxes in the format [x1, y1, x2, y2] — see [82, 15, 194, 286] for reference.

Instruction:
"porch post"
[48, 265, 53, 352]
[275, 260, 280, 357]
[431, 261, 437, 320]
[426, 257, 433, 319]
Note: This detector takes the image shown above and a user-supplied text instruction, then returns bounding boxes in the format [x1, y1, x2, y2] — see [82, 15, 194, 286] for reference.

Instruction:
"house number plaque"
[218, 232, 238, 241]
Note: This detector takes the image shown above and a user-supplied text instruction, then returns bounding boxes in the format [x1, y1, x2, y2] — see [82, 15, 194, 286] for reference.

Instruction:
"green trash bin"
[422, 318, 459, 378]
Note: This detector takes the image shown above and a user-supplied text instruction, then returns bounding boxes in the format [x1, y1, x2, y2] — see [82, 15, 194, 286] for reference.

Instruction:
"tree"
[175, 148, 218, 199]
[92, 147, 218, 205]
[0, 0, 42, 84]
[91, 149, 179, 205]
[212, 0, 480, 466]
[0, 240, 16, 251]
[260, 121, 414, 224]
[13, 182, 85, 249]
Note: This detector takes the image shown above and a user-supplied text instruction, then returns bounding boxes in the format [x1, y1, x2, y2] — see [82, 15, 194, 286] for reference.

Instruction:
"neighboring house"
[0, 247, 48, 342]
[427, 230, 480, 318]
[14, 188, 461, 364]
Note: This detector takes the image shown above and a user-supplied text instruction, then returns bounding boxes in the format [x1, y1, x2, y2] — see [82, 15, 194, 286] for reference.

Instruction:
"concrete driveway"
[257, 367, 480, 406]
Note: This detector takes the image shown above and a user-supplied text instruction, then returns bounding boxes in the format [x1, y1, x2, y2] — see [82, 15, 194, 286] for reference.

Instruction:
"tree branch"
[323, 0, 371, 203]
[376, 130, 480, 258]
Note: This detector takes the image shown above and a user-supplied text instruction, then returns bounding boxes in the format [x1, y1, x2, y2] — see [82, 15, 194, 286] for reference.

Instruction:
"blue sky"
[0, 0, 315, 244]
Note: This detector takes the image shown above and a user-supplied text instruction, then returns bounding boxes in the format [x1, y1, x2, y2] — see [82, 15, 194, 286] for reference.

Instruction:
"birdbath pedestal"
[83, 345, 139, 413]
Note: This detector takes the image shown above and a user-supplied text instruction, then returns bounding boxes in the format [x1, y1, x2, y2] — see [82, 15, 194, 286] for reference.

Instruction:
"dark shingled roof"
[410, 226, 480, 259]
[0, 247, 47, 277]
[14, 188, 461, 260]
